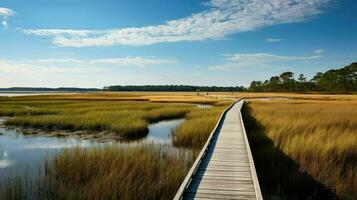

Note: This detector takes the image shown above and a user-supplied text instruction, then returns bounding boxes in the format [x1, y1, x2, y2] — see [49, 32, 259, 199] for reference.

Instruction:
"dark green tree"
[311, 72, 323, 82]
[298, 74, 307, 82]
[279, 72, 295, 83]
[247, 63, 356, 93]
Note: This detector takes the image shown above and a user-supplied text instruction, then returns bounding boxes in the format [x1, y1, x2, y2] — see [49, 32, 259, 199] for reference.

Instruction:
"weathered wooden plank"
[188, 185, 255, 192]
[201, 163, 251, 168]
[192, 172, 254, 180]
[188, 188, 256, 195]
[208, 149, 247, 152]
[190, 180, 254, 187]
[208, 153, 249, 157]
[184, 192, 257, 199]
[205, 157, 248, 161]
[203, 165, 251, 169]
[198, 167, 253, 172]
[208, 155, 249, 159]
[207, 149, 247, 152]
[190, 179, 254, 187]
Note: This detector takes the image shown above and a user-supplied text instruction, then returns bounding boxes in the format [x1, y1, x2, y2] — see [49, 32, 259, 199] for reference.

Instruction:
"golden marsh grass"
[0, 92, 232, 199]
[172, 103, 229, 149]
[0, 92, 221, 104]
[0, 93, 231, 142]
[1, 100, 194, 138]
[0, 146, 194, 200]
[245, 99, 357, 197]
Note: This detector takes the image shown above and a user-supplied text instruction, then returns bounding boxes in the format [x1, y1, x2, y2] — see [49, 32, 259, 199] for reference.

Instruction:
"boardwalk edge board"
[240, 100, 263, 200]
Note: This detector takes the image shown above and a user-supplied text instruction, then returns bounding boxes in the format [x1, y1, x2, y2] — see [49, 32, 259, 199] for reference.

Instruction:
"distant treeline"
[0, 87, 100, 92]
[248, 62, 357, 93]
[104, 85, 246, 92]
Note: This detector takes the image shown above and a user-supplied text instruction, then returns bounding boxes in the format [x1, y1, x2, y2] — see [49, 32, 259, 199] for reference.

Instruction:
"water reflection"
[0, 118, 185, 175]
[0, 150, 14, 168]
[0, 160, 14, 169]
[146, 119, 184, 143]
[23, 142, 92, 150]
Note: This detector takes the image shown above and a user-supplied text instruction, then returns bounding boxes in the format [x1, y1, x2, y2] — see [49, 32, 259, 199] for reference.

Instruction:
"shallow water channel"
[0, 117, 186, 178]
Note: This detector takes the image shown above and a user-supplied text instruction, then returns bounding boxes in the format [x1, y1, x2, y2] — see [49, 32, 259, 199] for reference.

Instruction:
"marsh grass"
[44, 146, 192, 200]
[0, 93, 230, 142]
[243, 105, 338, 199]
[233, 92, 357, 101]
[1, 100, 195, 139]
[172, 103, 230, 149]
[244, 100, 357, 198]
[0, 146, 194, 200]
[0, 92, 220, 104]
[0, 93, 231, 199]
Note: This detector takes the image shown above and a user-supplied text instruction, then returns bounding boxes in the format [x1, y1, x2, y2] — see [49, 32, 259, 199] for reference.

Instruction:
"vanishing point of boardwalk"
[174, 100, 262, 200]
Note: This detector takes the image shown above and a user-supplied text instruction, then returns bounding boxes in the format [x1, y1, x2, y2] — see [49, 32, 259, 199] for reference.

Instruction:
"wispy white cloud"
[0, 7, 15, 16]
[208, 53, 322, 71]
[0, 7, 15, 28]
[0, 56, 178, 87]
[266, 38, 283, 42]
[22, 0, 329, 47]
[0, 59, 102, 74]
[25, 57, 177, 67]
[92, 57, 177, 66]
[23, 29, 99, 37]
[314, 49, 325, 54]
[0, 56, 176, 75]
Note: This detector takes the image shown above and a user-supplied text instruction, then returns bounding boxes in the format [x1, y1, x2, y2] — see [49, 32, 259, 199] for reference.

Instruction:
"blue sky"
[0, 0, 356, 88]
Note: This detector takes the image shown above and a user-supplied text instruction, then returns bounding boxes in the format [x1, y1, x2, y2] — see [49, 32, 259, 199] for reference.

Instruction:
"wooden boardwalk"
[174, 100, 262, 200]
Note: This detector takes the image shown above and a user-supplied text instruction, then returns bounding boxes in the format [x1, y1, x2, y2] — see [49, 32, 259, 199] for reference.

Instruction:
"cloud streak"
[0, 56, 176, 83]
[208, 53, 322, 70]
[0, 56, 177, 87]
[23, 0, 329, 47]
[314, 49, 325, 54]
[0, 56, 176, 75]
[26, 57, 177, 67]
[266, 38, 283, 42]
[0, 7, 15, 28]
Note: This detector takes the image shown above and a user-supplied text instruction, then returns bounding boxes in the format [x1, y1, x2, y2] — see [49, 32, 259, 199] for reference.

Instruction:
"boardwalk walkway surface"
[174, 100, 262, 200]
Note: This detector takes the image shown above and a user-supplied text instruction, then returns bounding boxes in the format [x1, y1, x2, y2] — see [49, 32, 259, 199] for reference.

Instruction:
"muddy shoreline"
[0, 117, 144, 143]
[0, 117, 186, 143]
